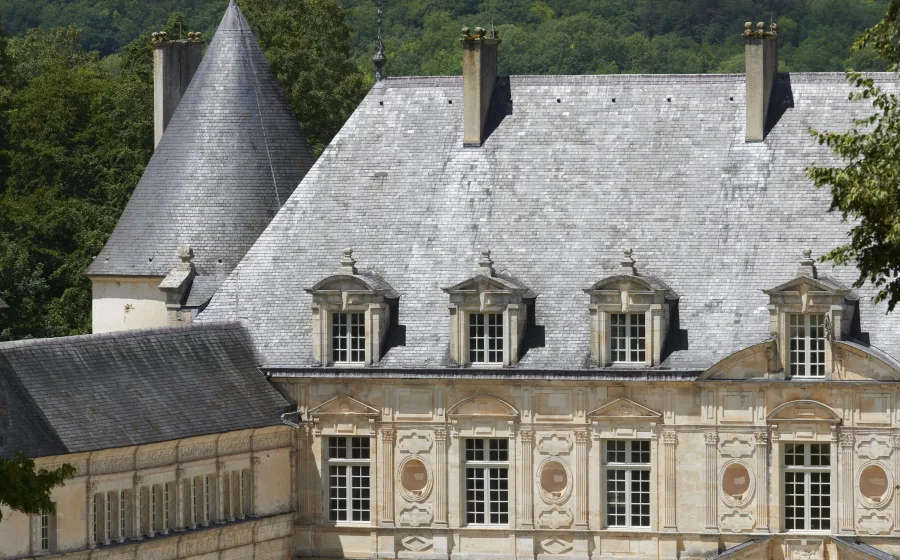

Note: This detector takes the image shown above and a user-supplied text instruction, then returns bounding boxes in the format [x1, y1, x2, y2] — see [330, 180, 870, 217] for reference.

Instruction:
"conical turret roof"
[87, 0, 315, 278]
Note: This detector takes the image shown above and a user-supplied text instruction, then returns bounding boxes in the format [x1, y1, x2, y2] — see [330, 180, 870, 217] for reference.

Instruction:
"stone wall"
[90, 277, 168, 333]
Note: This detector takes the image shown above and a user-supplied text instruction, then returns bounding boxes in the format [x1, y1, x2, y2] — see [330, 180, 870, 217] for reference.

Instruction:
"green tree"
[0, 452, 75, 523]
[239, 0, 370, 155]
[807, 0, 900, 311]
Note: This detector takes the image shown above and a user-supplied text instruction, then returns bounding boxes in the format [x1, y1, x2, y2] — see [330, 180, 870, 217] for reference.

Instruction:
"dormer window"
[584, 250, 678, 367]
[306, 249, 398, 366]
[789, 313, 826, 377]
[763, 250, 858, 379]
[443, 250, 534, 367]
[610, 313, 646, 363]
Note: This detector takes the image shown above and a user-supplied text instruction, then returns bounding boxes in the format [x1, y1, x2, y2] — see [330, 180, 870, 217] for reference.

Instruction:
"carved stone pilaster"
[891, 435, 900, 535]
[520, 428, 534, 528]
[575, 430, 589, 527]
[754, 431, 769, 531]
[298, 425, 312, 523]
[434, 428, 448, 525]
[840, 432, 855, 533]
[704, 432, 718, 532]
[662, 431, 678, 531]
[381, 428, 396, 525]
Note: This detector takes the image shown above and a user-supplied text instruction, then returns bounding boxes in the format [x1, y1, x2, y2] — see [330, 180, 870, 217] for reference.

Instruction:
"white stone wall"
[90, 277, 168, 333]
[0, 427, 294, 560]
[280, 372, 900, 560]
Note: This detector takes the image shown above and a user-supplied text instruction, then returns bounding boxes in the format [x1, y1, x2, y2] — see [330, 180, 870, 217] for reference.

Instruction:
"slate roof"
[86, 0, 314, 279]
[0, 322, 289, 458]
[200, 72, 900, 371]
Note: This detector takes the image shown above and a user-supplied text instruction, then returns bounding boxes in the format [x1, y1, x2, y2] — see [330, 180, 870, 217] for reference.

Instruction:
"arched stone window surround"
[447, 395, 520, 438]
[583, 250, 678, 367]
[305, 249, 398, 366]
[397, 455, 433, 503]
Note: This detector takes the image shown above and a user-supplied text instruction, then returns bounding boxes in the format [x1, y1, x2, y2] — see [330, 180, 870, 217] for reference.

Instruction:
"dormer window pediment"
[584, 250, 678, 367]
[763, 250, 859, 379]
[443, 250, 534, 367]
[306, 249, 398, 366]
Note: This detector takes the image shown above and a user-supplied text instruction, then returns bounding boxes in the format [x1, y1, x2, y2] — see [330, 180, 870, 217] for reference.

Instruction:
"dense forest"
[0, 0, 895, 340]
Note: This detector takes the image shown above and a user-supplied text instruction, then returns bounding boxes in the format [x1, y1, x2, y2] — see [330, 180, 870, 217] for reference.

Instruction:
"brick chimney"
[744, 22, 778, 142]
[153, 31, 204, 148]
[461, 26, 500, 147]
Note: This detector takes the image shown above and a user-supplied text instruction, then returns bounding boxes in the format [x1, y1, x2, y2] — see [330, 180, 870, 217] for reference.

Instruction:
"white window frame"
[326, 436, 371, 523]
[331, 312, 366, 364]
[789, 313, 826, 377]
[39, 507, 54, 553]
[463, 438, 510, 526]
[119, 491, 127, 539]
[783, 442, 832, 532]
[191, 478, 199, 527]
[609, 313, 647, 364]
[468, 312, 504, 365]
[603, 439, 651, 528]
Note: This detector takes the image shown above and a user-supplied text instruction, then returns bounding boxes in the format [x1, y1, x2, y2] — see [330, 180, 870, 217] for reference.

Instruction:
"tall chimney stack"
[461, 26, 500, 147]
[153, 32, 204, 148]
[744, 21, 778, 142]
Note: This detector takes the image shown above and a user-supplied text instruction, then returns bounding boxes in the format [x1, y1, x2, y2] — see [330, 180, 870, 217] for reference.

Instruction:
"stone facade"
[272, 355, 900, 559]
[0, 427, 294, 560]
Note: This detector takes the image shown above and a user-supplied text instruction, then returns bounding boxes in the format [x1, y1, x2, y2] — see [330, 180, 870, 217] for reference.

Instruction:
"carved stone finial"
[179, 246, 194, 264]
[756, 22, 764, 31]
[372, 0, 387, 82]
[340, 248, 358, 275]
[798, 248, 817, 279]
[621, 248, 636, 275]
[478, 249, 494, 276]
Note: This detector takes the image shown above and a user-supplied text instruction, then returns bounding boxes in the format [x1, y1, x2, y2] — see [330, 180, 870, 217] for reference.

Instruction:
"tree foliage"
[807, 0, 900, 312]
[0, 452, 75, 523]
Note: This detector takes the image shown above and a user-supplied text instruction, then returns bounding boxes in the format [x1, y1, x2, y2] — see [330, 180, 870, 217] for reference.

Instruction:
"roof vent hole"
[557, 98, 561, 103]
[379, 100, 383, 106]
[667, 97, 672, 102]
[148, 258, 153, 262]
[611, 98, 616, 103]
[448, 99, 453, 104]
[730, 96, 734, 101]
[218, 259, 223, 264]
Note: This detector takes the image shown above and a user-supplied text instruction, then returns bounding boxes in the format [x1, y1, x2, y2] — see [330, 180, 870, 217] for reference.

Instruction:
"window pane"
[350, 313, 365, 363]
[351, 437, 370, 459]
[329, 437, 347, 459]
[606, 440, 626, 464]
[610, 314, 626, 362]
[489, 438, 508, 462]
[351, 466, 370, 522]
[329, 465, 348, 521]
[631, 440, 650, 464]
[630, 313, 646, 363]
[465, 467, 485, 524]
[465, 439, 484, 462]
[630, 470, 651, 527]
[784, 443, 804, 467]
[606, 469, 626, 526]
[810, 443, 830, 466]
[784, 471, 805, 531]
[488, 468, 509, 524]
[469, 313, 485, 364]
[809, 472, 830, 530]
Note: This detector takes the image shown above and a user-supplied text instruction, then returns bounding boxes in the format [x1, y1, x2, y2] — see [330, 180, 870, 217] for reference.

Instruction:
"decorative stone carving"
[856, 434, 893, 460]
[536, 457, 572, 505]
[254, 431, 292, 450]
[180, 442, 216, 461]
[537, 507, 573, 529]
[136, 448, 175, 469]
[857, 461, 894, 509]
[400, 535, 432, 552]
[718, 509, 755, 533]
[398, 506, 433, 527]
[397, 455, 433, 502]
[857, 511, 893, 535]
[718, 434, 754, 458]
[784, 539, 823, 560]
[398, 431, 432, 454]
[839, 433, 855, 447]
[537, 433, 571, 456]
[540, 536, 574, 555]
[718, 460, 755, 508]
[220, 437, 251, 455]
[224, 526, 252, 548]
[662, 431, 678, 445]
[92, 455, 134, 475]
[704, 432, 719, 445]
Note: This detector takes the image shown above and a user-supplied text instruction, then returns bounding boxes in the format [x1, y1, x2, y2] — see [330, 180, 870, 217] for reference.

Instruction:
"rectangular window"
[610, 313, 646, 363]
[120, 491, 127, 539]
[163, 483, 170, 531]
[464, 438, 509, 525]
[204, 476, 211, 523]
[783, 442, 831, 531]
[150, 487, 157, 534]
[39, 508, 54, 552]
[106, 492, 113, 541]
[192, 478, 199, 527]
[332, 312, 366, 363]
[604, 440, 651, 528]
[327, 436, 370, 522]
[469, 313, 504, 364]
[789, 314, 826, 376]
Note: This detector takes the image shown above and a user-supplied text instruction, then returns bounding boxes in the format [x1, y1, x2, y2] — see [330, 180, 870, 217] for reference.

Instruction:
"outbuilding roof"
[200, 72, 900, 371]
[86, 0, 314, 279]
[0, 322, 289, 458]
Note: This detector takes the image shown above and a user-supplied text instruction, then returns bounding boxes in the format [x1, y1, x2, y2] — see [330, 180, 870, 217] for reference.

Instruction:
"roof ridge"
[0, 320, 246, 352]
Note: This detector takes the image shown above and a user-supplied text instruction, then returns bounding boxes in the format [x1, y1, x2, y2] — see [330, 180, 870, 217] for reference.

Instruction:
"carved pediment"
[305, 249, 398, 304]
[307, 395, 379, 418]
[583, 250, 677, 309]
[447, 396, 519, 418]
[763, 250, 856, 314]
[833, 341, 900, 381]
[588, 398, 662, 420]
[767, 400, 841, 424]
[442, 250, 534, 309]
[698, 341, 774, 380]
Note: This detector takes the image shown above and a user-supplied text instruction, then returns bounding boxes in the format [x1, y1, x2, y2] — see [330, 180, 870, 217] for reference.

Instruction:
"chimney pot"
[461, 25, 501, 147]
[154, 36, 204, 149]
[744, 20, 779, 142]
